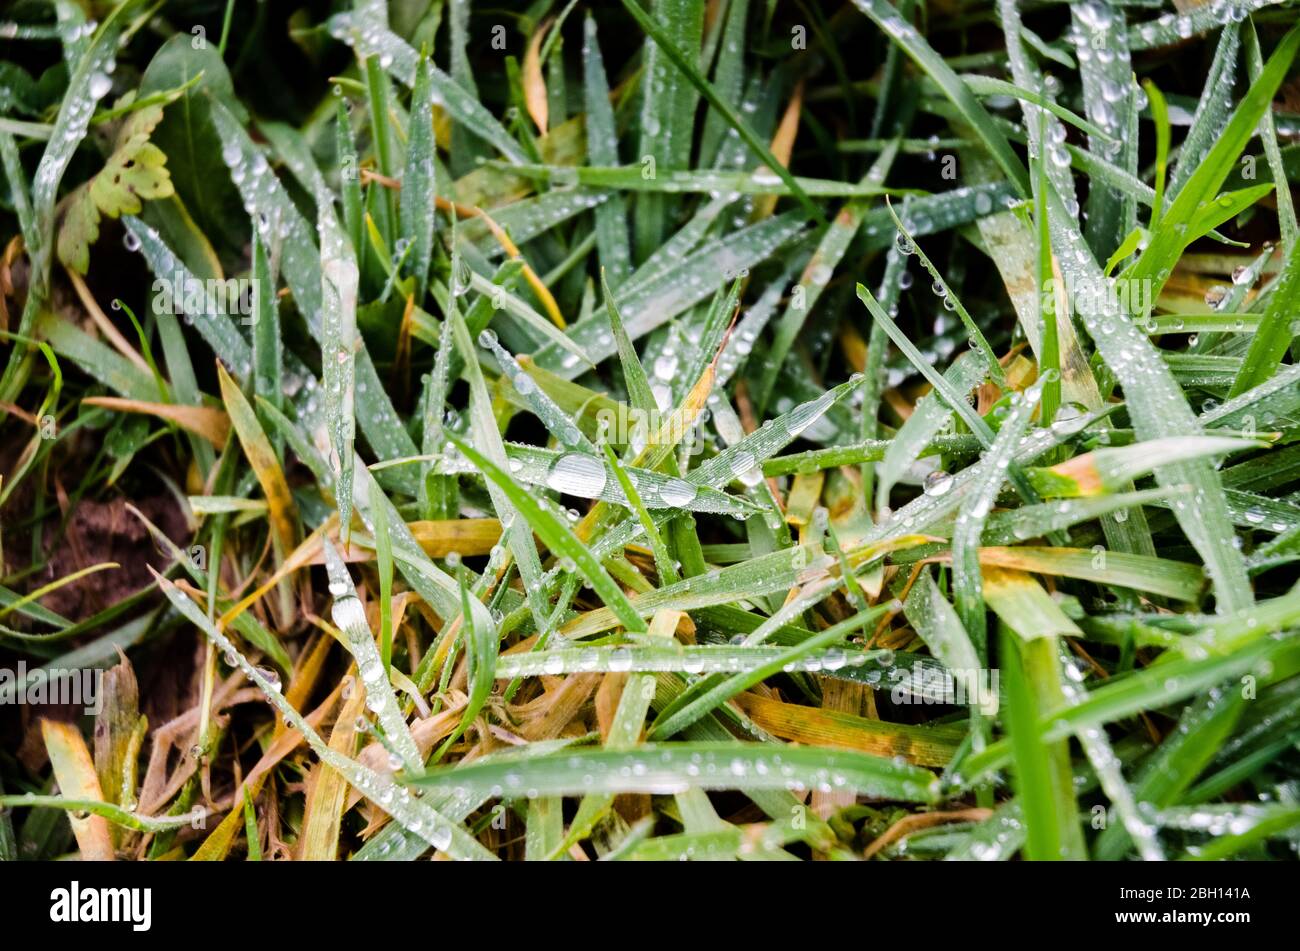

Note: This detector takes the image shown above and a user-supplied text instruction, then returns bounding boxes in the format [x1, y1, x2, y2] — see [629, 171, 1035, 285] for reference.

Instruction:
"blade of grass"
[620, 0, 822, 224]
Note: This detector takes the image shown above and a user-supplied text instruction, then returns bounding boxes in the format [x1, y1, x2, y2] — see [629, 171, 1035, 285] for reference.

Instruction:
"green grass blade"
[852, 0, 1029, 196]
[620, 0, 822, 224]
[448, 434, 648, 634]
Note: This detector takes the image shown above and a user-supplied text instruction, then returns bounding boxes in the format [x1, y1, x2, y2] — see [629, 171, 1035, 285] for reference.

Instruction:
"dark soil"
[39, 494, 188, 622]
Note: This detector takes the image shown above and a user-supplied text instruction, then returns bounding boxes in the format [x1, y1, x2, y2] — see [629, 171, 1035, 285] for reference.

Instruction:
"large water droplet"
[88, 72, 112, 100]
[784, 395, 832, 437]
[1050, 402, 1089, 435]
[546, 453, 607, 496]
[657, 478, 697, 507]
[923, 470, 953, 497]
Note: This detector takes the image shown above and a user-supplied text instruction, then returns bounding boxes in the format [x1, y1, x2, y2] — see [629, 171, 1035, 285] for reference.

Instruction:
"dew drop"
[546, 453, 607, 496]
[88, 72, 112, 99]
[923, 470, 953, 497]
[658, 478, 697, 507]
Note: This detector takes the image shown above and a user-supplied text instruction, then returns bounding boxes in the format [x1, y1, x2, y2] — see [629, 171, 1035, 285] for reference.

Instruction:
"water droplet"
[1051, 402, 1089, 435]
[923, 470, 953, 497]
[546, 453, 607, 496]
[88, 72, 112, 99]
[429, 823, 452, 851]
[657, 478, 697, 507]
[785, 395, 832, 437]
[653, 352, 679, 381]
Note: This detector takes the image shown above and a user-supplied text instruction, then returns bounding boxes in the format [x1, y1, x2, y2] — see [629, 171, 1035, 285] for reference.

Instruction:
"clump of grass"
[1, 0, 1299, 862]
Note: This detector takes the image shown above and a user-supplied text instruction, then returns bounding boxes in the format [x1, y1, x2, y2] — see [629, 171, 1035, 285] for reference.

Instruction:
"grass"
[0, 0, 1299, 862]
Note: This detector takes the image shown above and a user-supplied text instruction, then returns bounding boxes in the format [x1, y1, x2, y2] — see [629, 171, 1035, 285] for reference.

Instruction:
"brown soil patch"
[39, 494, 188, 622]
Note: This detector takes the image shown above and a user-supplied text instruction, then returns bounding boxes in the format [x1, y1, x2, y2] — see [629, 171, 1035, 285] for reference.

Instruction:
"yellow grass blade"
[83, 396, 229, 447]
[736, 693, 962, 768]
[42, 719, 115, 860]
[217, 363, 295, 552]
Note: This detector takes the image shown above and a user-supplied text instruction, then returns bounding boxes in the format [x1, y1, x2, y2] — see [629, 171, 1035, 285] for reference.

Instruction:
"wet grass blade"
[1000, 624, 1085, 860]
[1045, 189, 1253, 615]
[952, 384, 1041, 659]
[407, 741, 941, 803]
[399, 54, 437, 302]
[449, 298, 551, 629]
[620, 0, 822, 225]
[603, 271, 656, 415]
[217, 363, 296, 624]
[583, 15, 632, 287]
[448, 434, 647, 634]
[852, 0, 1028, 196]
[1231, 236, 1300, 396]
[648, 606, 870, 740]
[155, 569, 495, 860]
[1130, 24, 1300, 302]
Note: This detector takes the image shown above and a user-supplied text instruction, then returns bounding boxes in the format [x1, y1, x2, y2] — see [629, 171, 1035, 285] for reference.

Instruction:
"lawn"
[1, 0, 1299, 862]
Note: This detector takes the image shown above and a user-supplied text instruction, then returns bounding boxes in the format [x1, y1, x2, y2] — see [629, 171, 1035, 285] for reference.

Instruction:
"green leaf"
[91, 107, 174, 217]
[57, 105, 174, 274]
[55, 187, 99, 276]
[138, 33, 247, 251]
